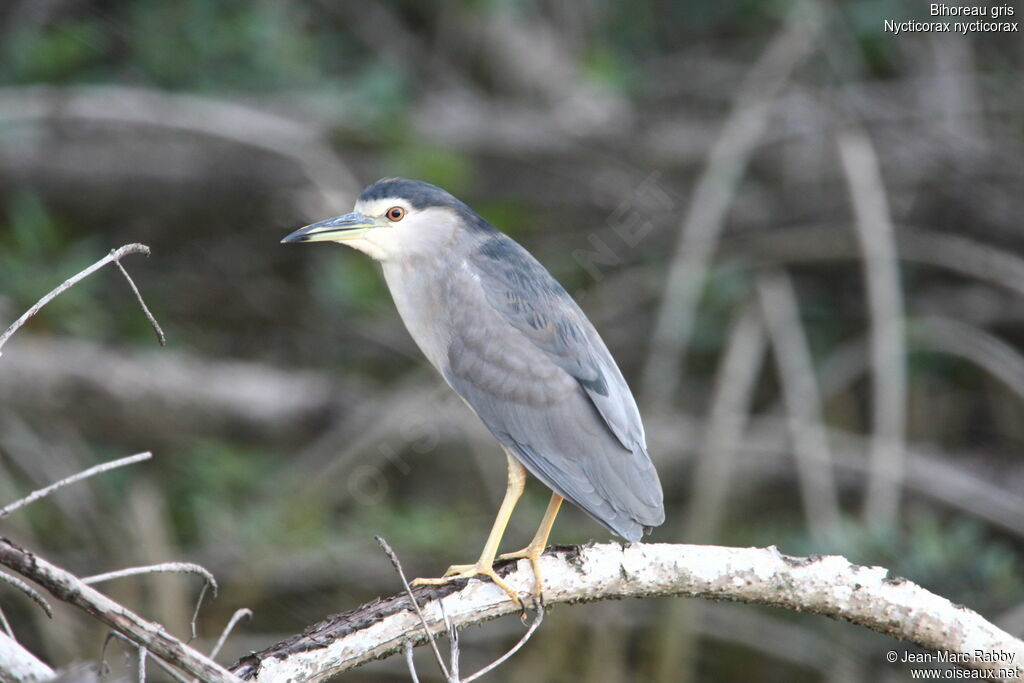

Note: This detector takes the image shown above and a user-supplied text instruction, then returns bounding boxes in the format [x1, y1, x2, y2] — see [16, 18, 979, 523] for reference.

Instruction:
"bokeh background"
[1, 1, 1023, 681]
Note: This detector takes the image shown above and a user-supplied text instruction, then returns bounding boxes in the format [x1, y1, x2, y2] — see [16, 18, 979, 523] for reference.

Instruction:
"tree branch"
[0, 243, 161, 358]
[0, 631, 55, 682]
[231, 543, 1024, 682]
[0, 538, 240, 683]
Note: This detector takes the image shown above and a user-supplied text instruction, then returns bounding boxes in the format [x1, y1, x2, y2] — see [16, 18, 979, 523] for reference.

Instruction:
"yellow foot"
[498, 545, 546, 603]
[412, 563, 522, 607]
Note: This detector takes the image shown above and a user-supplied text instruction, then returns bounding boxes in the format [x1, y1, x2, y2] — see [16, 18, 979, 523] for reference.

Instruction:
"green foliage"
[581, 46, 632, 91]
[168, 439, 303, 545]
[342, 62, 412, 135]
[4, 19, 107, 83]
[474, 199, 533, 238]
[387, 143, 473, 194]
[307, 248, 384, 315]
[690, 262, 753, 353]
[864, 513, 1024, 609]
[125, 0, 320, 90]
[0, 0, 388, 94]
[838, 0, 901, 77]
[345, 500, 475, 554]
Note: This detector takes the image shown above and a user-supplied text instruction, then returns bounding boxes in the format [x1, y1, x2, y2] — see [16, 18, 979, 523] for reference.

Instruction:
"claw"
[498, 544, 546, 605]
[413, 563, 523, 608]
[442, 563, 476, 577]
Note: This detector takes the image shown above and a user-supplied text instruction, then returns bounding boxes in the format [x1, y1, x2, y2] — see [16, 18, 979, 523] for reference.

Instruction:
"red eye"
[386, 206, 406, 222]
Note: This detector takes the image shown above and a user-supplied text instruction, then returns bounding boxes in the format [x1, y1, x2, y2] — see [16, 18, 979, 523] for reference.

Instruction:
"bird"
[282, 178, 664, 605]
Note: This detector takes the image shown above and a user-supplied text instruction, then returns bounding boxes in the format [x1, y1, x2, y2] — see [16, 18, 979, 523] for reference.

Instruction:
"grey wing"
[443, 233, 664, 540]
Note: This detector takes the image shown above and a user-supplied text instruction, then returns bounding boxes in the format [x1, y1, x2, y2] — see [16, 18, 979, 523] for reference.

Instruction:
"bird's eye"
[386, 206, 406, 222]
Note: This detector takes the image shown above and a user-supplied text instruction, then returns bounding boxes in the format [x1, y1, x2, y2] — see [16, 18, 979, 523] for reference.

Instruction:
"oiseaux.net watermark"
[887, 649, 1022, 679]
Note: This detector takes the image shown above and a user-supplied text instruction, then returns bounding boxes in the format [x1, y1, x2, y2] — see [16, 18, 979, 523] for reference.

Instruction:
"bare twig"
[188, 582, 212, 643]
[83, 562, 217, 592]
[114, 260, 166, 347]
[837, 127, 907, 524]
[374, 536, 451, 680]
[0, 538, 241, 682]
[440, 600, 459, 681]
[231, 543, 1024, 682]
[0, 243, 159, 358]
[210, 609, 253, 661]
[0, 452, 152, 519]
[404, 640, 420, 683]
[0, 570, 53, 618]
[83, 561, 219, 643]
[461, 604, 544, 683]
[0, 606, 12, 638]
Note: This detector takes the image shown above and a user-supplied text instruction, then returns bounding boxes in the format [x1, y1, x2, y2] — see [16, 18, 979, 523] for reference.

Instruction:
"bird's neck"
[380, 251, 461, 373]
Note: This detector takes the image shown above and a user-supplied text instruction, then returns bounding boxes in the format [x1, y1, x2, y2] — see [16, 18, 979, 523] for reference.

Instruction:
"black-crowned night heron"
[282, 178, 664, 605]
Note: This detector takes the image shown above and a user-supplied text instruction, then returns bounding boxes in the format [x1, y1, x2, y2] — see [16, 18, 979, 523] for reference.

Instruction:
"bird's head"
[281, 178, 487, 261]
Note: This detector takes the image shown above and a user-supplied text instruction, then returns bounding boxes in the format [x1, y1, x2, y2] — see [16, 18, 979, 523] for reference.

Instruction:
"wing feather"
[442, 233, 664, 539]
[469, 235, 646, 452]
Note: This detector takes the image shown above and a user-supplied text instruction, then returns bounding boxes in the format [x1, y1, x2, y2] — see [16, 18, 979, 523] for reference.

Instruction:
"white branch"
[0, 244, 158, 358]
[0, 452, 152, 519]
[0, 632, 55, 682]
[0, 539, 240, 683]
[231, 543, 1024, 682]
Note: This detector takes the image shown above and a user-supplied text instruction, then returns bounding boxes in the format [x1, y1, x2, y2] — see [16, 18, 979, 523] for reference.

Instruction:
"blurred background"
[1, 0, 1023, 681]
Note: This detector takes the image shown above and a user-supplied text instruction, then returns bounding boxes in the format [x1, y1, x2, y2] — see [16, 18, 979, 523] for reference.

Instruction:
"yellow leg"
[413, 450, 527, 606]
[499, 492, 563, 602]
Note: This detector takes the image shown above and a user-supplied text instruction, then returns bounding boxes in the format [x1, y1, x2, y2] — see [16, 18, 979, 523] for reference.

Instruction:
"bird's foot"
[498, 544, 547, 605]
[412, 562, 522, 608]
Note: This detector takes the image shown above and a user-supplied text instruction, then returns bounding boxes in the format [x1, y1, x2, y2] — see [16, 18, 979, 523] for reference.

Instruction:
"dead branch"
[0, 538, 240, 683]
[373, 535, 545, 682]
[113, 260, 166, 347]
[230, 543, 1024, 682]
[0, 571, 52, 618]
[210, 610, 253, 661]
[82, 561, 219, 642]
[0, 631, 55, 682]
[374, 536, 450, 679]
[0, 244, 161, 359]
[82, 562, 216, 592]
[0, 452, 152, 519]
